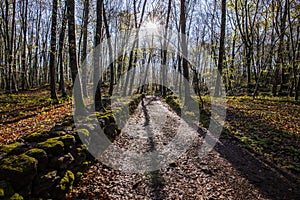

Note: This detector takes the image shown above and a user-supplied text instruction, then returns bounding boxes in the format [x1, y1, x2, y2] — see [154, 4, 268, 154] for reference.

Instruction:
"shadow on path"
[197, 124, 300, 199]
[142, 96, 166, 200]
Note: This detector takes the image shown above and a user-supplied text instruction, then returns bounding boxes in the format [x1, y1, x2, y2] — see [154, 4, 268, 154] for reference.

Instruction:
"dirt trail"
[72, 97, 300, 200]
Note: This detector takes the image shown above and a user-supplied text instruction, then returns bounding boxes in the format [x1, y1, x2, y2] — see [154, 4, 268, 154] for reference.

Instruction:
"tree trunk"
[49, 0, 58, 100]
[214, 0, 226, 97]
[161, 0, 172, 97]
[21, 0, 28, 91]
[81, 0, 89, 98]
[58, 3, 67, 97]
[180, 0, 190, 104]
[67, 0, 86, 112]
[103, 3, 114, 96]
[94, 0, 104, 111]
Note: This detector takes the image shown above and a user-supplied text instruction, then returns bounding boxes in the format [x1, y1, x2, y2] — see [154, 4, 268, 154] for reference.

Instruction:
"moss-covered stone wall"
[0, 94, 143, 199]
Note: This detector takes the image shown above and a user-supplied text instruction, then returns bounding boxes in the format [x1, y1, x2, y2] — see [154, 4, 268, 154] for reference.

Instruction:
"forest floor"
[0, 88, 72, 145]
[71, 96, 300, 199]
[0, 89, 299, 199]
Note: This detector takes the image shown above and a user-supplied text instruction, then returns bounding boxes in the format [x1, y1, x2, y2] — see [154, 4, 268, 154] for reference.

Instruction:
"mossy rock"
[98, 113, 115, 124]
[74, 172, 83, 184]
[72, 146, 87, 166]
[104, 123, 121, 141]
[0, 142, 28, 156]
[24, 148, 48, 170]
[23, 130, 48, 143]
[8, 193, 24, 200]
[59, 170, 74, 191]
[0, 142, 20, 154]
[0, 181, 15, 198]
[0, 154, 37, 187]
[37, 138, 64, 155]
[61, 120, 74, 127]
[60, 135, 75, 147]
[24, 148, 47, 162]
[32, 170, 60, 197]
[78, 161, 90, 172]
[74, 129, 90, 137]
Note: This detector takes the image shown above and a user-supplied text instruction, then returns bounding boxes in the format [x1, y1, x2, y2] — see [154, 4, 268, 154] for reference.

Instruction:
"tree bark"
[49, 0, 58, 100]
[67, 0, 86, 112]
[214, 0, 226, 97]
[180, 0, 191, 104]
[94, 0, 104, 111]
[58, 3, 67, 97]
[103, 3, 114, 96]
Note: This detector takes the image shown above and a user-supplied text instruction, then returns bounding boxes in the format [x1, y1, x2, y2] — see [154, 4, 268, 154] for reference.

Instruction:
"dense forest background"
[0, 0, 299, 101]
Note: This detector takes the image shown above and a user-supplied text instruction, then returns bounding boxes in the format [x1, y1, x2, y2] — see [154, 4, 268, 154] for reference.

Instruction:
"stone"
[104, 123, 120, 140]
[37, 138, 64, 155]
[32, 171, 60, 197]
[60, 135, 76, 147]
[23, 130, 48, 143]
[51, 131, 67, 137]
[24, 148, 48, 171]
[0, 142, 27, 156]
[0, 180, 15, 198]
[0, 154, 37, 189]
[49, 153, 74, 169]
[72, 146, 87, 166]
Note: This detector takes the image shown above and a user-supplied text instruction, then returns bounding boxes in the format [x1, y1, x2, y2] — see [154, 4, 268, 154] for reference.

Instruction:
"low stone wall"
[0, 94, 143, 199]
[0, 123, 90, 199]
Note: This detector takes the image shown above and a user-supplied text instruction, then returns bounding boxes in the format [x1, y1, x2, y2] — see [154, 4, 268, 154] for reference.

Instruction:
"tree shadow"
[196, 107, 300, 199]
[141, 96, 166, 200]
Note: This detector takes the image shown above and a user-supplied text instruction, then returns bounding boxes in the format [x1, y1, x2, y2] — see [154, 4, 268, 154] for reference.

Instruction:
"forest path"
[72, 96, 300, 200]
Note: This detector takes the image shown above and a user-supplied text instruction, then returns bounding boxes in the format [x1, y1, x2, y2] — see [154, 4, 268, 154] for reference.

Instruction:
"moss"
[98, 113, 115, 124]
[37, 138, 64, 155]
[60, 170, 75, 191]
[74, 129, 90, 137]
[165, 95, 182, 114]
[0, 154, 38, 181]
[82, 161, 89, 167]
[60, 135, 75, 146]
[9, 193, 24, 200]
[23, 130, 47, 143]
[61, 120, 74, 127]
[24, 148, 47, 162]
[0, 154, 37, 172]
[0, 142, 20, 154]
[41, 170, 57, 180]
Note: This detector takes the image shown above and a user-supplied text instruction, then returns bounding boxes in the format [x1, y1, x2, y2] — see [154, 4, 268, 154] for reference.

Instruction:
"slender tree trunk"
[49, 0, 58, 100]
[103, 3, 114, 96]
[58, 3, 67, 97]
[214, 0, 226, 97]
[180, 0, 190, 104]
[94, 0, 103, 111]
[67, 0, 86, 112]
[81, 0, 89, 97]
[21, 0, 28, 91]
[161, 0, 172, 97]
